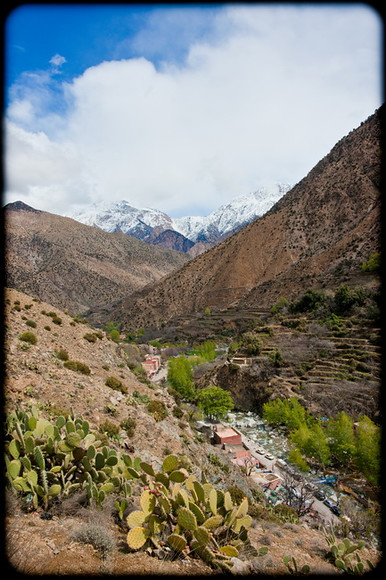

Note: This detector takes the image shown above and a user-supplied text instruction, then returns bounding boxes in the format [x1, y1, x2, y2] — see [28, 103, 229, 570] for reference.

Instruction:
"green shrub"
[272, 503, 299, 523]
[333, 284, 366, 314]
[25, 319, 37, 328]
[361, 252, 380, 272]
[131, 391, 151, 405]
[18, 331, 37, 345]
[98, 419, 120, 438]
[105, 376, 127, 394]
[241, 331, 262, 355]
[63, 360, 91, 375]
[55, 348, 69, 361]
[52, 316, 62, 325]
[172, 405, 184, 419]
[83, 332, 97, 342]
[147, 400, 168, 422]
[270, 296, 289, 315]
[120, 417, 136, 438]
[289, 289, 326, 313]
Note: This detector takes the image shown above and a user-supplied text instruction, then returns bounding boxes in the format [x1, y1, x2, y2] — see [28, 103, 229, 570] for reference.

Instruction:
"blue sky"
[4, 3, 383, 217]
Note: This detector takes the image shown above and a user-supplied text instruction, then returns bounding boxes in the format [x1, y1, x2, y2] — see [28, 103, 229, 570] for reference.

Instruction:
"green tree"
[290, 422, 330, 466]
[289, 289, 325, 313]
[361, 252, 380, 272]
[326, 412, 356, 465]
[241, 331, 262, 355]
[194, 340, 216, 362]
[333, 284, 365, 314]
[287, 447, 310, 472]
[104, 322, 121, 342]
[270, 296, 289, 315]
[354, 415, 380, 486]
[262, 397, 308, 431]
[167, 356, 195, 399]
[196, 385, 234, 420]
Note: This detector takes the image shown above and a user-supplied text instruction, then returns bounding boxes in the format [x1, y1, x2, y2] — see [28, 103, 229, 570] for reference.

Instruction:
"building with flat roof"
[212, 426, 242, 446]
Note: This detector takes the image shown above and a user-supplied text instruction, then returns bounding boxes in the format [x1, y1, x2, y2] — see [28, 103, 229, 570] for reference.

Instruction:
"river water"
[225, 410, 341, 502]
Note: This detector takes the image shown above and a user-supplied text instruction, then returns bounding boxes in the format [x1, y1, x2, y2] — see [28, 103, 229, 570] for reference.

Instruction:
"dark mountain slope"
[99, 107, 381, 332]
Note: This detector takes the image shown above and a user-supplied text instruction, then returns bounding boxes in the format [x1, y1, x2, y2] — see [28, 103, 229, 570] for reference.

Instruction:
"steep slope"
[5, 287, 380, 575]
[4, 204, 188, 316]
[100, 107, 381, 332]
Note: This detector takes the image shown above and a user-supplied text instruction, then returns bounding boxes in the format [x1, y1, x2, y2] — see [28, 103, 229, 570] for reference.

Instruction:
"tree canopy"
[196, 385, 234, 420]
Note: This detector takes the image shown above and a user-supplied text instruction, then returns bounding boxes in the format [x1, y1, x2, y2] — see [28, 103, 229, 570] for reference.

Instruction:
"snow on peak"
[67, 184, 291, 243]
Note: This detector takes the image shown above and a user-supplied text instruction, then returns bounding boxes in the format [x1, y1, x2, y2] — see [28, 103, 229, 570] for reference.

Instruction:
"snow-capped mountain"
[67, 184, 291, 252]
[173, 184, 291, 242]
[69, 200, 174, 236]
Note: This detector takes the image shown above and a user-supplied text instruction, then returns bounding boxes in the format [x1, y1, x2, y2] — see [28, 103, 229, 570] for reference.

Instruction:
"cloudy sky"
[4, 3, 382, 217]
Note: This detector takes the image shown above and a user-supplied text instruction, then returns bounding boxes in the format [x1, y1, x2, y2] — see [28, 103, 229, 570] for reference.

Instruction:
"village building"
[141, 354, 161, 377]
[212, 425, 242, 446]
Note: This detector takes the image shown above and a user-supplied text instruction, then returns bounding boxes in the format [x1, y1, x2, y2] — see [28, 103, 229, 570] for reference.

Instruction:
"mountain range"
[4, 107, 381, 332]
[67, 184, 291, 255]
[93, 106, 381, 332]
[4, 202, 188, 316]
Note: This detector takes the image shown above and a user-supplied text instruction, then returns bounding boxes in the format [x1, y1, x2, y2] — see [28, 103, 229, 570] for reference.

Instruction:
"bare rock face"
[4, 207, 188, 316]
[102, 107, 381, 331]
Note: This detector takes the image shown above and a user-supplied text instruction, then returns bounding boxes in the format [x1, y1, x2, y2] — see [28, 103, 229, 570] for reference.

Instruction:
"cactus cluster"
[323, 527, 374, 574]
[5, 407, 261, 571]
[124, 453, 258, 571]
[5, 406, 133, 510]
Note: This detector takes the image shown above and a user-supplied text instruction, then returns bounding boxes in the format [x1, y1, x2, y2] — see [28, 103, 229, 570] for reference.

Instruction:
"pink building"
[141, 355, 161, 377]
[213, 426, 242, 446]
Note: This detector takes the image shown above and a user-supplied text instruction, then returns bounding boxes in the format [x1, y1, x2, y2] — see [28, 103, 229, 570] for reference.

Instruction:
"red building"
[141, 355, 161, 377]
[212, 426, 242, 446]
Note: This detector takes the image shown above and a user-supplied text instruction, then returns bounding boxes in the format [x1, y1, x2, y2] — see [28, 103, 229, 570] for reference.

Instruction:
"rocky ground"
[3, 288, 382, 575]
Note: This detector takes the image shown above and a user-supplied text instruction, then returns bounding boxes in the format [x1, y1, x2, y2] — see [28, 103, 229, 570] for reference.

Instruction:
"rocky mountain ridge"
[4, 204, 188, 317]
[66, 184, 291, 254]
[99, 107, 381, 332]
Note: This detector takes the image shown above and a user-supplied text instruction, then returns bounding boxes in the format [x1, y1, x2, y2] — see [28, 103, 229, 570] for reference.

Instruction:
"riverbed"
[225, 411, 348, 504]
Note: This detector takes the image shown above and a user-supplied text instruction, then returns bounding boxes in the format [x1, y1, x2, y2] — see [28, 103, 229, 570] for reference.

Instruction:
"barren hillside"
[4, 204, 188, 316]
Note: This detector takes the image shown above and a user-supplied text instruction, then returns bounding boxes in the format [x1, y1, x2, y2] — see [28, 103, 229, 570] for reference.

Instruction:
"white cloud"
[4, 4, 382, 216]
[49, 53, 67, 68]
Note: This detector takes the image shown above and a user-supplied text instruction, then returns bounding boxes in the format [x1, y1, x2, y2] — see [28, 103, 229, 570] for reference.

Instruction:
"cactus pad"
[188, 501, 205, 524]
[202, 514, 223, 529]
[140, 490, 156, 514]
[177, 506, 197, 530]
[167, 533, 187, 553]
[220, 545, 239, 557]
[194, 526, 210, 546]
[232, 514, 252, 532]
[236, 497, 248, 517]
[140, 462, 155, 476]
[209, 488, 218, 515]
[127, 526, 149, 550]
[169, 469, 186, 482]
[162, 454, 179, 473]
[127, 510, 147, 528]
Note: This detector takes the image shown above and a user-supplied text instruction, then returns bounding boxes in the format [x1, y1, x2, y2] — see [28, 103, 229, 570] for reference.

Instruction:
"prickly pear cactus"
[177, 506, 197, 530]
[167, 533, 187, 553]
[127, 526, 150, 550]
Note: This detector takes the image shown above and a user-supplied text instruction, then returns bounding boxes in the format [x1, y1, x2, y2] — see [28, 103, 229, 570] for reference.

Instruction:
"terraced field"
[147, 306, 380, 422]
